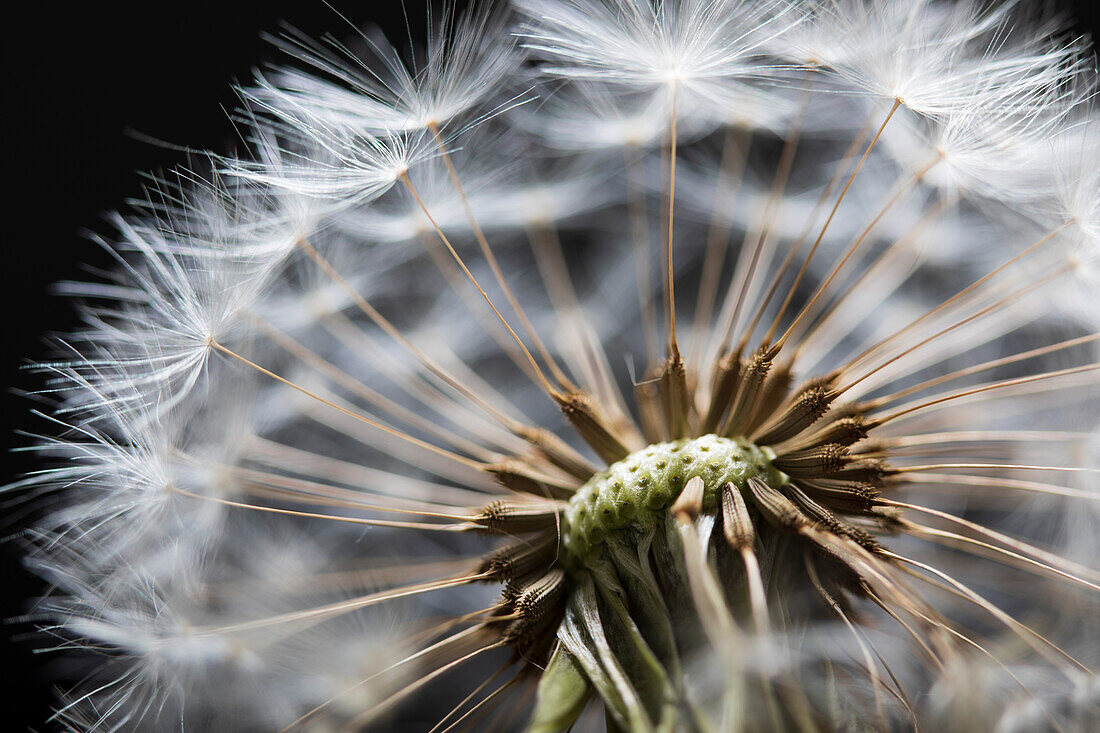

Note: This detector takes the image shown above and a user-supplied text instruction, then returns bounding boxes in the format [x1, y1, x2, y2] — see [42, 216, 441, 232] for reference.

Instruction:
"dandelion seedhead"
[10, 1, 1100, 731]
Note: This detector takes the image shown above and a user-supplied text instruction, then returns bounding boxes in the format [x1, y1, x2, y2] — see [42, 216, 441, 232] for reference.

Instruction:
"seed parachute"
[10, 1, 1099, 731]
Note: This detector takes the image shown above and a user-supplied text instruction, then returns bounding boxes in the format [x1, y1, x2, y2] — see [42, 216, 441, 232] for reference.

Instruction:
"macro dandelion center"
[11, 0, 1100, 731]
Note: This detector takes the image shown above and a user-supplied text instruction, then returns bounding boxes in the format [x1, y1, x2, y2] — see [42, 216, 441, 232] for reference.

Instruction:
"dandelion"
[10, 1, 1100, 731]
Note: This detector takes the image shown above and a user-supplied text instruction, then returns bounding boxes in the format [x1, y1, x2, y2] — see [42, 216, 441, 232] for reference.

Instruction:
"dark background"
[3, 1, 1096, 729]
[2, 4, 425, 727]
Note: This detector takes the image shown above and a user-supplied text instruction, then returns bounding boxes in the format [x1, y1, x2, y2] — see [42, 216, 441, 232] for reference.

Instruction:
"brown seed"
[480, 533, 560, 583]
[745, 477, 808, 532]
[773, 443, 849, 477]
[702, 349, 743, 434]
[489, 459, 580, 500]
[777, 415, 867, 454]
[795, 478, 882, 513]
[671, 475, 706, 521]
[744, 360, 793, 435]
[659, 352, 691, 440]
[721, 481, 756, 550]
[515, 426, 598, 481]
[555, 390, 632, 464]
[502, 568, 568, 657]
[506, 568, 566, 618]
[754, 383, 838, 445]
[784, 485, 880, 551]
[827, 458, 889, 483]
[722, 346, 775, 437]
[476, 499, 563, 534]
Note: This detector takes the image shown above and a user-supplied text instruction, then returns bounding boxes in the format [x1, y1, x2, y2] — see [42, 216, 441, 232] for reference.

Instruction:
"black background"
[3, 1, 1097, 729]
[2, 4, 421, 727]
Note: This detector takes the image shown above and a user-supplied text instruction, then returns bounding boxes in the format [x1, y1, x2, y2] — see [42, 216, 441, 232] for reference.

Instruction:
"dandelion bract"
[10, 1, 1100, 730]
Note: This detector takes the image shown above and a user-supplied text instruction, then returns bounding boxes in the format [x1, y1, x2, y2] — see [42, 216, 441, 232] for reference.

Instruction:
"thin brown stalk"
[169, 486, 475, 530]
[296, 239, 527, 434]
[710, 91, 811, 362]
[892, 472, 1095, 502]
[839, 222, 1073, 374]
[283, 627, 499, 732]
[252, 313, 498, 461]
[399, 173, 561, 398]
[872, 363, 1100, 426]
[526, 223, 637, 432]
[881, 499, 1100, 584]
[882, 550, 1090, 674]
[792, 195, 954, 360]
[426, 121, 575, 390]
[900, 520, 1100, 592]
[428, 660, 516, 733]
[321, 312, 527, 448]
[768, 98, 903, 347]
[838, 267, 1069, 397]
[805, 555, 887, 729]
[861, 333, 1099, 409]
[687, 126, 750, 369]
[665, 84, 681, 357]
[776, 145, 935, 350]
[416, 229, 542, 385]
[205, 575, 489, 637]
[436, 673, 521, 733]
[211, 340, 486, 471]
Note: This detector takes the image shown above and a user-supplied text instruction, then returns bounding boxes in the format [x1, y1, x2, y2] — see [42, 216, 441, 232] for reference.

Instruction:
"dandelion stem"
[527, 646, 592, 733]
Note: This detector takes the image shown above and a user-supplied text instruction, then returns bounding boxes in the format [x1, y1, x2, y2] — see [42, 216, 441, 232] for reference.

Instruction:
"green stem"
[525, 645, 591, 733]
